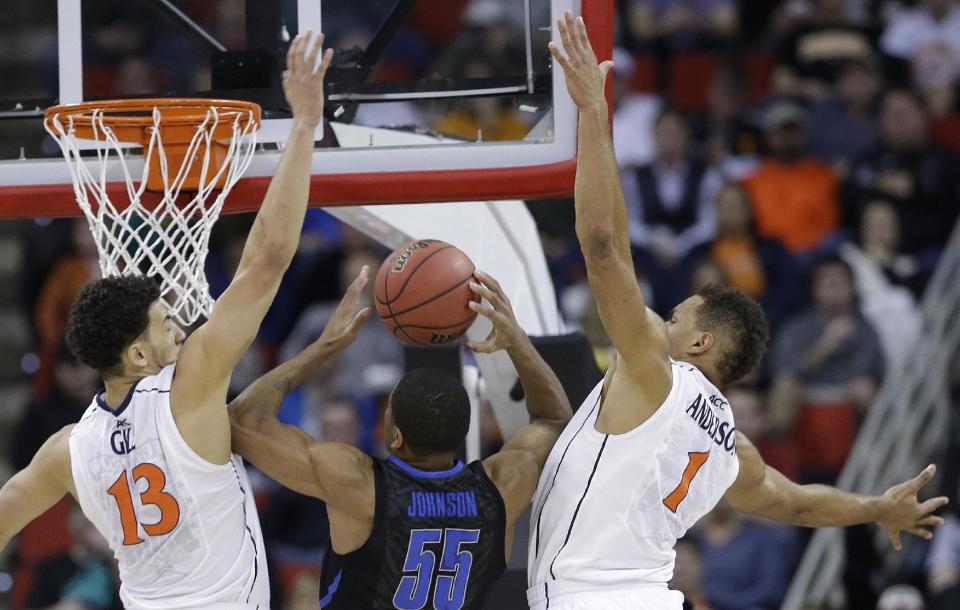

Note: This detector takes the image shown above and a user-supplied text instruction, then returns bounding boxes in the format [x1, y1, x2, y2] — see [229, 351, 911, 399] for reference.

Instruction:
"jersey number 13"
[106, 463, 181, 545]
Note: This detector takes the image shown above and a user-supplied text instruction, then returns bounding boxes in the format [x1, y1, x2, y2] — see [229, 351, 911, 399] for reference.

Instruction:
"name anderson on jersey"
[684, 393, 737, 455]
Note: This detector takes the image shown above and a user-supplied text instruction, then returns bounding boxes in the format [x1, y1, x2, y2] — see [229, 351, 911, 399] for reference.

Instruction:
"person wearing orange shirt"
[743, 101, 841, 255]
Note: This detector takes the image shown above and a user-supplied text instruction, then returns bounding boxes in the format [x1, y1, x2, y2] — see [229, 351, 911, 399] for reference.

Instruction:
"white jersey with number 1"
[68, 364, 269, 610]
[527, 360, 740, 609]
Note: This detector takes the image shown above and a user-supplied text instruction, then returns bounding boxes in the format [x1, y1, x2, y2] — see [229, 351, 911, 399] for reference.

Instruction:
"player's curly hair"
[391, 368, 470, 454]
[65, 276, 161, 375]
[695, 283, 769, 386]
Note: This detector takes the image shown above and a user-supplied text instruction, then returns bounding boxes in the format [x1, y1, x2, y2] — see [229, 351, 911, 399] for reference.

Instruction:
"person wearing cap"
[743, 100, 841, 255]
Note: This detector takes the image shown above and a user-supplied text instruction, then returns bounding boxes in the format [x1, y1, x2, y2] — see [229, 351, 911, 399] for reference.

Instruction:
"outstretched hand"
[877, 464, 950, 550]
[467, 271, 526, 353]
[548, 11, 612, 110]
[316, 266, 372, 353]
[283, 31, 335, 127]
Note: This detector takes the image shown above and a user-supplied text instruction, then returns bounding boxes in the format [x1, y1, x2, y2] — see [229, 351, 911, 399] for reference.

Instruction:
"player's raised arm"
[176, 33, 333, 406]
[0, 427, 74, 552]
[228, 267, 373, 502]
[726, 432, 949, 549]
[550, 12, 670, 389]
[470, 272, 572, 526]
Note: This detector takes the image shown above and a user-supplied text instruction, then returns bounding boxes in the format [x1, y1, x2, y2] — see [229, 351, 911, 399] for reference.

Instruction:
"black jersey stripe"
[533, 390, 602, 557]
[548, 433, 609, 580]
[229, 461, 260, 604]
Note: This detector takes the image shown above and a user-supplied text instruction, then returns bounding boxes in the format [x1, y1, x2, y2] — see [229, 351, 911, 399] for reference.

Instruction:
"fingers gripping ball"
[374, 240, 480, 346]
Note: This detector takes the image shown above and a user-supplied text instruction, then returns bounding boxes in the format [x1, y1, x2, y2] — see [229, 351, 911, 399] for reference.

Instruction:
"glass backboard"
[0, 0, 613, 216]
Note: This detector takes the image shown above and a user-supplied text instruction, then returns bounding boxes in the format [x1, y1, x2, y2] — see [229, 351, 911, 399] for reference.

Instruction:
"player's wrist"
[291, 115, 322, 132]
[579, 100, 609, 116]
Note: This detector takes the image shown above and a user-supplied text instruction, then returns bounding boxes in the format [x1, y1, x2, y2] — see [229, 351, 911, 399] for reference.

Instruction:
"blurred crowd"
[4, 1, 960, 609]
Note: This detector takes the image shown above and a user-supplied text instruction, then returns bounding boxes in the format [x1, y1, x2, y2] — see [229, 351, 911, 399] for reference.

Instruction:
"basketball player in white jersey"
[527, 13, 950, 610]
[0, 32, 333, 609]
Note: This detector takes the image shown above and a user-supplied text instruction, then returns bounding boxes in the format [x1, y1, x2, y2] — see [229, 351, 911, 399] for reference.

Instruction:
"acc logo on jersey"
[110, 419, 136, 455]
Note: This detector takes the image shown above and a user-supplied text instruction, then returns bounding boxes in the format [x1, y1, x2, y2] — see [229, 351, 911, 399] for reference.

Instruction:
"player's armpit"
[482, 449, 541, 530]
[0, 426, 74, 551]
[496, 420, 568, 471]
[724, 431, 786, 518]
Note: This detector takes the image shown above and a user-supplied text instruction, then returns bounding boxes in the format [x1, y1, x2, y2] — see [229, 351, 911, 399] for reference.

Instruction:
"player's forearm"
[240, 119, 316, 270]
[769, 481, 889, 528]
[229, 340, 338, 425]
[574, 105, 634, 272]
[507, 339, 572, 423]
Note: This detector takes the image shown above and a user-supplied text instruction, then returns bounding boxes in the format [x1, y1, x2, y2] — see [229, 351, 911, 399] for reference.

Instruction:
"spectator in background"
[846, 89, 960, 256]
[281, 248, 403, 404]
[881, 0, 960, 117]
[728, 385, 798, 482]
[627, 0, 739, 50]
[808, 56, 882, 177]
[612, 47, 662, 168]
[680, 182, 801, 329]
[26, 502, 121, 610]
[768, 256, 884, 483]
[743, 101, 841, 256]
[699, 500, 800, 610]
[839, 199, 923, 374]
[623, 107, 723, 268]
[11, 344, 97, 471]
[33, 219, 99, 394]
[692, 62, 763, 178]
[670, 538, 711, 609]
[773, 0, 878, 98]
[432, 56, 529, 141]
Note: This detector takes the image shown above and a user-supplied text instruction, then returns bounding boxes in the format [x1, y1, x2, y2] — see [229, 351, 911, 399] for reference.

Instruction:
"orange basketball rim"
[43, 98, 261, 192]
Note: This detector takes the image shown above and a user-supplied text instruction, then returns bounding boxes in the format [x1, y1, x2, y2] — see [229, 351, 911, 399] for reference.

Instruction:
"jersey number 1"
[106, 463, 181, 545]
[662, 451, 710, 513]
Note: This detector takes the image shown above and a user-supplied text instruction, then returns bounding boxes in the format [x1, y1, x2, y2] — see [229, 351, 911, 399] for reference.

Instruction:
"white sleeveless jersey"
[68, 365, 269, 610]
[528, 360, 740, 598]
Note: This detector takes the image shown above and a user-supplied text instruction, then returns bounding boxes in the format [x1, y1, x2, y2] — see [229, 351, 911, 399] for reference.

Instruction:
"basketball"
[374, 239, 480, 346]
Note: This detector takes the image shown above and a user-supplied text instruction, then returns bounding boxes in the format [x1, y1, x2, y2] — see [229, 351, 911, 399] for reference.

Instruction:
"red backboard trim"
[0, 1, 613, 218]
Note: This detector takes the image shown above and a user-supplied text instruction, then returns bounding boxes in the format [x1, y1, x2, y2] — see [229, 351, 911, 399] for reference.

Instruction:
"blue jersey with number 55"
[318, 456, 507, 610]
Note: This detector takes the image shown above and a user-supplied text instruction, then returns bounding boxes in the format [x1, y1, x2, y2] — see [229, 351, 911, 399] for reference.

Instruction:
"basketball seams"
[383, 273, 476, 318]
[373, 240, 479, 347]
[380, 261, 424, 346]
[376, 243, 454, 306]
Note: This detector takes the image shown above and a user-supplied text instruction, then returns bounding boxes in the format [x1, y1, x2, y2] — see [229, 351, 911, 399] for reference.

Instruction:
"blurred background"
[1, 1, 960, 609]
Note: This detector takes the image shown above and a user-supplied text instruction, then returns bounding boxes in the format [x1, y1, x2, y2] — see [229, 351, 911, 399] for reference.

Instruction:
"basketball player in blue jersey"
[228, 267, 573, 610]
[525, 12, 951, 610]
[0, 33, 334, 609]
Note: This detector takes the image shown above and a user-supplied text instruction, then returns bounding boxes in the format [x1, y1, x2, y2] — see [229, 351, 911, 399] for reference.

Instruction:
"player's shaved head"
[389, 368, 470, 455]
[695, 283, 769, 385]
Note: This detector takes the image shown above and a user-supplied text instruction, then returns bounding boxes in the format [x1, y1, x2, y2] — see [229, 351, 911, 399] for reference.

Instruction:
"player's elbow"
[228, 400, 263, 431]
[250, 216, 298, 270]
[578, 228, 617, 260]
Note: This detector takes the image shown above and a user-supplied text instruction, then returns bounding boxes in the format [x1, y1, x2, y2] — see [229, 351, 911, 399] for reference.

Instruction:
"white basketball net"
[45, 106, 258, 326]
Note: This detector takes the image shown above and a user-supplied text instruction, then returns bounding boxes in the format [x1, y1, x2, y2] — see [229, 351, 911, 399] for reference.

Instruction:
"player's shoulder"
[309, 442, 374, 486]
[135, 364, 176, 394]
[35, 425, 76, 473]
